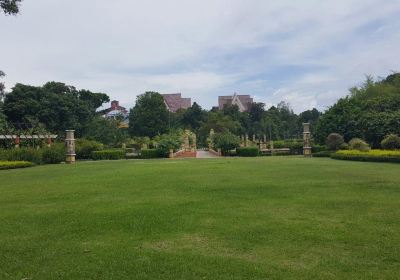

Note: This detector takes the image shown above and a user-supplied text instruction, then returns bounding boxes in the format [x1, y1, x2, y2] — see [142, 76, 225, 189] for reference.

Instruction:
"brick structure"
[218, 93, 253, 112]
[162, 93, 191, 112]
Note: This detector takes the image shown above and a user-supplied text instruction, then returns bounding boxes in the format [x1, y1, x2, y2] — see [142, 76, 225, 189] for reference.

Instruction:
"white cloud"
[1, 0, 399, 112]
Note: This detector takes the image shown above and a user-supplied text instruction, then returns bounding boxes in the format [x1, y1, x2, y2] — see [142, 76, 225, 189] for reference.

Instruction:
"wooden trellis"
[0, 122, 58, 147]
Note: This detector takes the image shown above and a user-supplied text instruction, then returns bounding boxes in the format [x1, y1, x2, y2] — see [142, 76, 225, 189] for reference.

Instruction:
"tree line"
[1, 72, 399, 148]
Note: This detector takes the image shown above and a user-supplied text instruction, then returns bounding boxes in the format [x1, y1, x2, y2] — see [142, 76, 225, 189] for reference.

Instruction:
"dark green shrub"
[236, 147, 259, 157]
[156, 133, 183, 157]
[0, 148, 42, 164]
[0, 161, 34, 170]
[339, 143, 349, 150]
[42, 144, 64, 164]
[76, 139, 104, 159]
[381, 134, 400, 150]
[90, 149, 125, 160]
[141, 149, 161, 159]
[312, 145, 326, 153]
[286, 141, 303, 154]
[272, 141, 285, 148]
[349, 138, 370, 151]
[214, 132, 240, 155]
[326, 133, 344, 151]
[312, 151, 334, 157]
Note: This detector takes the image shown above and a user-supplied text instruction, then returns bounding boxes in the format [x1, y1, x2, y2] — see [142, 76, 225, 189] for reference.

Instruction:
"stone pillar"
[169, 149, 174, 158]
[253, 134, 256, 142]
[245, 134, 249, 147]
[65, 130, 76, 164]
[303, 123, 312, 157]
[264, 134, 267, 143]
[217, 148, 222, 156]
[15, 135, 20, 148]
[240, 135, 244, 147]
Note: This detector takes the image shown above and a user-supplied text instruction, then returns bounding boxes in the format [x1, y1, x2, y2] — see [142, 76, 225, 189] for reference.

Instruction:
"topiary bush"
[381, 134, 400, 150]
[236, 147, 259, 157]
[90, 149, 126, 160]
[141, 149, 162, 159]
[349, 138, 370, 152]
[326, 133, 344, 151]
[76, 139, 104, 159]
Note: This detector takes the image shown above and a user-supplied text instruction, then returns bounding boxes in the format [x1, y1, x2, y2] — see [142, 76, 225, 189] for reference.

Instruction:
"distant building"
[218, 93, 254, 112]
[102, 100, 129, 127]
[162, 93, 191, 112]
[103, 100, 128, 119]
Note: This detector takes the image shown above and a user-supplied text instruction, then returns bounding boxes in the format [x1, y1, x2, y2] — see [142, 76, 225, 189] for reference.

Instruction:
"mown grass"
[0, 157, 399, 279]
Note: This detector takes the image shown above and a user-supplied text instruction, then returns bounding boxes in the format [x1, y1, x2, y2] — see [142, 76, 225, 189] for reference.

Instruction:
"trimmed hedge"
[141, 149, 161, 159]
[76, 139, 104, 159]
[0, 161, 34, 170]
[313, 151, 334, 158]
[331, 150, 400, 163]
[91, 149, 126, 160]
[236, 147, 259, 157]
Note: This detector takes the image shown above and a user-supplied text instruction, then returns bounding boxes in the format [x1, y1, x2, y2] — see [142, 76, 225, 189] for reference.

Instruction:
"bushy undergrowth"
[332, 150, 400, 163]
[90, 149, 126, 160]
[0, 161, 34, 170]
[0, 145, 65, 164]
[236, 147, 259, 157]
[76, 139, 104, 159]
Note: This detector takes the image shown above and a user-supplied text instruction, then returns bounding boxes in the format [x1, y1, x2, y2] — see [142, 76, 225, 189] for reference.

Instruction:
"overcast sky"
[1, 0, 399, 112]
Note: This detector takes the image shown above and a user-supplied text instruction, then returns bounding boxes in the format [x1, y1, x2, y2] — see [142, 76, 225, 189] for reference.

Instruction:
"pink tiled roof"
[218, 94, 253, 111]
[162, 93, 192, 112]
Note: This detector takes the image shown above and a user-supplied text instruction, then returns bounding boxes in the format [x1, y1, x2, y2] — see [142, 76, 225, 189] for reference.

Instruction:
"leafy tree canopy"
[315, 73, 400, 147]
[3, 82, 110, 135]
[1, 0, 22, 15]
[128, 92, 169, 138]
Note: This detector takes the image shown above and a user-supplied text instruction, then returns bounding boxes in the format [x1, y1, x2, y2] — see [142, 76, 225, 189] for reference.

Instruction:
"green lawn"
[0, 157, 399, 279]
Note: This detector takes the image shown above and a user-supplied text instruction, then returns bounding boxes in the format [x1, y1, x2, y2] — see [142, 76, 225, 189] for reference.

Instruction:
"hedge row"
[312, 151, 334, 158]
[236, 147, 259, 157]
[331, 150, 400, 163]
[0, 161, 34, 170]
[140, 149, 162, 159]
[0, 145, 64, 164]
[90, 149, 126, 160]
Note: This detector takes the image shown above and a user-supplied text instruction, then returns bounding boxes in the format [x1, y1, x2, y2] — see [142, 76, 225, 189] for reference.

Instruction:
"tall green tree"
[129, 92, 169, 137]
[1, 0, 22, 15]
[181, 102, 206, 131]
[315, 73, 400, 147]
[3, 82, 109, 135]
